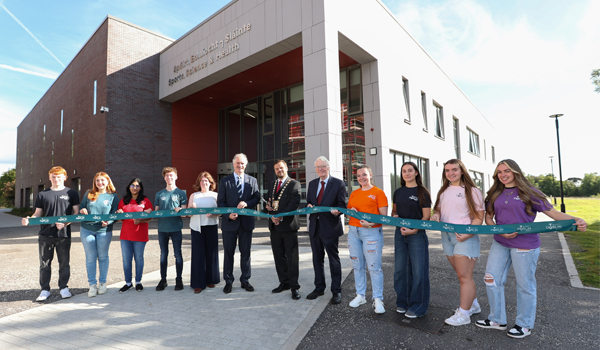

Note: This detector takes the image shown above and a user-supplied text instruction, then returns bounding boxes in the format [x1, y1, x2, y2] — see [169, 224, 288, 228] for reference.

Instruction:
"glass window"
[61, 110, 63, 135]
[403, 77, 410, 122]
[421, 92, 427, 131]
[389, 150, 430, 194]
[71, 130, 74, 157]
[492, 146, 495, 163]
[226, 106, 241, 161]
[242, 101, 258, 161]
[469, 170, 484, 192]
[468, 128, 480, 156]
[453, 117, 460, 159]
[348, 68, 361, 114]
[434, 102, 444, 138]
[43, 125, 46, 147]
[93, 80, 97, 115]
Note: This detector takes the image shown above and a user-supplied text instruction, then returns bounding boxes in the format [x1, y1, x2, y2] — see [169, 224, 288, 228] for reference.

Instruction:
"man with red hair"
[22, 166, 80, 302]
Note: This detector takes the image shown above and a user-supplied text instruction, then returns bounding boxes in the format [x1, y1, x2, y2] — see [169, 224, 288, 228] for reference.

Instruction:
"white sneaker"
[36, 290, 51, 302]
[60, 287, 72, 299]
[98, 283, 107, 295]
[349, 295, 367, 308]
[373, 298, 385, 314]
[88, 285, 98, 297]
[445, 308, 471, 326]
[469, 303, 481, 316]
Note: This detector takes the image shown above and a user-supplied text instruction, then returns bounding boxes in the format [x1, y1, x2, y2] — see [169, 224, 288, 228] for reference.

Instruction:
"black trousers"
[222, 227, 252, 284]
[190, 225, 220, 289]
[310, 224, 342, 293]
[38, 236, 71, 291]
[270, 230, 300, 290]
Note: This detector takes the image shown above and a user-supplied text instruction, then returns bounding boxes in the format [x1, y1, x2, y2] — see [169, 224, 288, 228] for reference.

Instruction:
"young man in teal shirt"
[154, 167, 187, 291]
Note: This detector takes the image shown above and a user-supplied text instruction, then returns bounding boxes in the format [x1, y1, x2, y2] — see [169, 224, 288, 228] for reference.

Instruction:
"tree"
[580, 173, 600, 197]
[592, 69, 600, 93]
[0, 168, 16, 207]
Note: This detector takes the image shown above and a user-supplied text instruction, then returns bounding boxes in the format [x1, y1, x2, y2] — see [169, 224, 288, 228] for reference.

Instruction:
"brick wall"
[16, 20, 109, 206]
[105, 18, 173, 203]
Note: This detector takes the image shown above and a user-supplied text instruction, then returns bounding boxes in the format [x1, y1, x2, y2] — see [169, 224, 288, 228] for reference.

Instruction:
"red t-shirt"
[118, 197, 153, 242]
[347, 186, 388, 227]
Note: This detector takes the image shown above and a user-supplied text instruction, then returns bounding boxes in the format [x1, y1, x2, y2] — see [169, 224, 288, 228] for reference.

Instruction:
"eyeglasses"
[130, 184, 140, 188]
[315, 165, 328, 169]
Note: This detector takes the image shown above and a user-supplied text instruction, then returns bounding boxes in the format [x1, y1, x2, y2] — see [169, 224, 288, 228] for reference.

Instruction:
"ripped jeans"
[484, 239, 540, 329]
[348, 226, 384, 300]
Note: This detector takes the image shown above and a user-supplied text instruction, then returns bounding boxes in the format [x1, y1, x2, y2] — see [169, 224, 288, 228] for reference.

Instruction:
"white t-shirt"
[189, 191, 218, 231]
[439, 185, 484, 225]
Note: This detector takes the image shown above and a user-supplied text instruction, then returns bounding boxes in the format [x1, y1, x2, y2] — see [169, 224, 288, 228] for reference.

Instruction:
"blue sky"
[1, 0, 598, 179]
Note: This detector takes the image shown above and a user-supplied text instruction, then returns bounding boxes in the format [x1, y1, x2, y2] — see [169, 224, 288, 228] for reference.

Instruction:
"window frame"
[402, 77, 410, 124]
[433, 101, 444, 139]
[467, 128, 480, 156]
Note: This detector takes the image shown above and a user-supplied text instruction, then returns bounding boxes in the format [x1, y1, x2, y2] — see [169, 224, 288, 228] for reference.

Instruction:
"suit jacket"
[264, 178, 301, 233]
[217, 173, 260, 232]
[306, 176, 347, 238]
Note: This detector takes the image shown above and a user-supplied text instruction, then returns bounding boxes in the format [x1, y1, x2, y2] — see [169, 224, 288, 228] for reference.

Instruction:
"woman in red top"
[347, 164, 388, 314]
[116, 178, 152, 292]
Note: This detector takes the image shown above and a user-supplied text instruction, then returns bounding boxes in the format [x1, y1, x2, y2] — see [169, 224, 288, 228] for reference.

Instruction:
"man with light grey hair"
[217, 153, 261, 294]
[305, 156, 347, 304]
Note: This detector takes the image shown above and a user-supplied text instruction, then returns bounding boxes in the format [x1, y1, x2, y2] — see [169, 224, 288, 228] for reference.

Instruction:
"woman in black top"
[391, 162, 432, 318]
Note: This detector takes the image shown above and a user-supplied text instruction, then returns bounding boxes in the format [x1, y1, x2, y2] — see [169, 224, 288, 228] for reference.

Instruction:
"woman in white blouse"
[188, 172, 221, 293]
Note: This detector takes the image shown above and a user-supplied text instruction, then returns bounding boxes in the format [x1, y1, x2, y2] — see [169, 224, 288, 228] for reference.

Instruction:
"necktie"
[276, 180, 282, 193]
[317, 181, 325, 205]
[237, 177, 242, 198]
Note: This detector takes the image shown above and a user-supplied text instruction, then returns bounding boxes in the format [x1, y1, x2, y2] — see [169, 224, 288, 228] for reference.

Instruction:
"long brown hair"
[401, 162, 431, 207]
[193, 171, 217, 192]
[485, 159, 549, 217]
[87, 172, 117, 201]
[433, 159, 481, 218]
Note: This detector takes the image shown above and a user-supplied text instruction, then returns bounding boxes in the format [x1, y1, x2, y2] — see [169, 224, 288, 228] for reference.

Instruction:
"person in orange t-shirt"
[346, 165, 388, 314]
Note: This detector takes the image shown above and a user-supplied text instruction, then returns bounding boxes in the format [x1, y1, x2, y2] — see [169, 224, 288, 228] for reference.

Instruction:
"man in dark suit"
[217, 153, 261, 294]
[306, 156, 346, 304]
[264, 160, 302, 300]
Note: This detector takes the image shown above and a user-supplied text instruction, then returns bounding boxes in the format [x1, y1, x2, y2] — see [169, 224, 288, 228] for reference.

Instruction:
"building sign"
[169, 23, 252, 86]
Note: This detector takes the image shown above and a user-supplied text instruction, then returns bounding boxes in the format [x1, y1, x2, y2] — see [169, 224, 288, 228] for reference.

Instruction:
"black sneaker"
[156, 279, 168, 291]
[507, 325, 531, 339]
[119, 284, 133, 293]
[135, 283, 143, 292]
[476, 319, 507, 331]
[174, 278, 184, 291]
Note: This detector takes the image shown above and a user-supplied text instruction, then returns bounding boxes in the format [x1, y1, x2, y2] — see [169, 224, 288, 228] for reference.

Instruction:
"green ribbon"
[27, 206, 577, 234]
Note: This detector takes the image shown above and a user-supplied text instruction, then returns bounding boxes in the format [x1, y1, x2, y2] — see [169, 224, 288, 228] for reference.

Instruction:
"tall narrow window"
[348, 67, 362, 115]
[434, 102, 444, 138]
[484, 139, 487, 160]
[93, 80, 97, 115]
[468, 128, 480, 156]
[421, 92, 427, 131]
[453, 117, 460, 159]
[51, 142, 54, 166]
[402, 77, 410, 122]
[43, 125, 46, 146]
[31, 154, 33, 174]
[492, 146, 495, 163]
[71, 129, 74, 157]
[60, 110, 63, 134]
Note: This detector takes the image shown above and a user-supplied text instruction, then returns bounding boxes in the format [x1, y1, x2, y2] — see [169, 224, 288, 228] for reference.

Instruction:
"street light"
[549, 156, 557, 205]
[549, 114, 566, 213]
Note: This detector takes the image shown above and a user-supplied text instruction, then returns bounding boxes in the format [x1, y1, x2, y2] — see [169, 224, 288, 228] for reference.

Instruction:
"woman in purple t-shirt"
[476, 159, 587, 339]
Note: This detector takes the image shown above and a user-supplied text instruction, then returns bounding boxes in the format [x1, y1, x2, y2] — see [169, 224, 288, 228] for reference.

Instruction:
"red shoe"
[207, 284, 215, 288]
[194, 288, 202, 294]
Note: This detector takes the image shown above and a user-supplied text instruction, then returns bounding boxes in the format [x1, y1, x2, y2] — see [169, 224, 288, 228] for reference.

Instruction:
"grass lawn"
[559, 198, 600, 288]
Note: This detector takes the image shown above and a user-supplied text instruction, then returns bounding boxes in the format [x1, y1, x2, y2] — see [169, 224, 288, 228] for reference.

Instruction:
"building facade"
[16, 0, 497, 209]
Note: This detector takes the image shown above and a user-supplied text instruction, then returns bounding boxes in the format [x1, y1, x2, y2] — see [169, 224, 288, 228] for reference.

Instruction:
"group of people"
[23, 155, 587, 340]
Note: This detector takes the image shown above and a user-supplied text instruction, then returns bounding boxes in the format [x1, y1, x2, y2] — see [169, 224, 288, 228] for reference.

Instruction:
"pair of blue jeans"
[394, 229, 430, 316]
[485, 239, 540, 329]
[158, 231, 183, 279]
[348, 226, 384, 300]
[80, 227, 112, 286]
[120, 240, 147, 284]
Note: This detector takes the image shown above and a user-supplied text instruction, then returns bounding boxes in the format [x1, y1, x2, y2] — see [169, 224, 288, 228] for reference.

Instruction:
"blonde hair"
[87, 172, 117, 201]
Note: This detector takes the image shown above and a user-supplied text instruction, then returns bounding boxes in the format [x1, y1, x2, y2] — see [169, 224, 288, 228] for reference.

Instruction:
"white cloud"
[393, 0, 600, 178]
[0, 63, 58, 79]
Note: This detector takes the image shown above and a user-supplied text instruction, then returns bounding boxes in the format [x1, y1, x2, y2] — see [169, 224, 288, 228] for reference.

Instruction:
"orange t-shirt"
[347, 186, 388, 227]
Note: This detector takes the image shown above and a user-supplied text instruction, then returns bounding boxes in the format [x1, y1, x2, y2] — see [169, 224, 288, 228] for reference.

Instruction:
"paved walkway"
[0, 245, 351, 350]
[0, 209, 25, 228]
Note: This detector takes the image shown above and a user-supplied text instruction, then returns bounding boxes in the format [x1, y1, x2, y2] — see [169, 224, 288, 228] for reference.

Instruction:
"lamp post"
[549, 156, 557, 205]
[549, 114, 565, 213]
